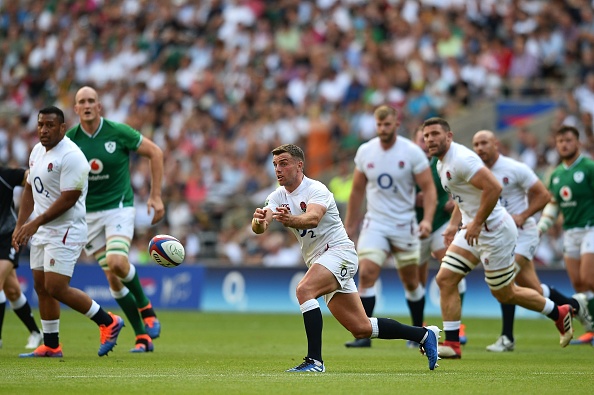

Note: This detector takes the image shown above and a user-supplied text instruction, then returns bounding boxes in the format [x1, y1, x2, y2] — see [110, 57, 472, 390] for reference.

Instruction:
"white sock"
[121, 263, 136, 282]
[41, 319, 59, 334]
[110, 287, 130, 299]
[9, 293, 27, 309]
[443, 321, 461, 331]
[541, 298, 555, 315]
[84, 300, 101, 318]
[405, 284, 425, 302]
[359, 287, 375, 298]
[0, 290, 5, 303]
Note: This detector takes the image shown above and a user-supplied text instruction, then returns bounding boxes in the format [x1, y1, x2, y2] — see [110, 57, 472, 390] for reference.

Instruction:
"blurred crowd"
[2, 0, 594, 268]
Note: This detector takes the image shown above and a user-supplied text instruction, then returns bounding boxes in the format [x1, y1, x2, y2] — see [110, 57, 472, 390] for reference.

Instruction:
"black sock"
[303, 307, 323, 362]
[376, 317, 426, 343]
[0, 301, 5, 339]
[407, 297, 425, 327]
[360, 296, 375, 317]
[445, 329, 460, 342]
[13, 303, 41, 334]
[140, 305, 157, 319]
[500, 303, 515, 341]
[44, 332, 59, 349]
[546, 285, 579, 311]
[91, 308, 113, 326]
[547, 305, 559, 321]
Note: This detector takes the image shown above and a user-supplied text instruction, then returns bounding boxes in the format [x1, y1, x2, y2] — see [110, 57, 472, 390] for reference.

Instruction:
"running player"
[252, 143, 441, 372]
[67, 86, 163, 352]
[473, 130, 592, 352]
[13, 106, 124, 357]
[537, 125, 594, 345]
[421, 117, 574, 359]
[344, 105, 437, 348]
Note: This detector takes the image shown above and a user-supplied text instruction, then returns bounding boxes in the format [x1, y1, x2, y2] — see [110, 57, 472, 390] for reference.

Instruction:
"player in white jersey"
[421, 117, 575, 359]
[12, 106, 124, 358]
[344, 105, 437, 348]
[251, 144, 441, 372]
[473, 130, 592, 352]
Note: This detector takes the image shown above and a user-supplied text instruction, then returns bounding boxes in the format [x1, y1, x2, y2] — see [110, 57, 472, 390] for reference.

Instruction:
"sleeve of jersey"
[263, 190, 279, 212]
[517, 162, 539, 191]
[411, 144, 430, 174]
[353, 145, 365, 172]
[459, 153, 484, 182]
[60, 151, 90, 192]
[119, 123, 143, 150]
[308, 184, 331, 209]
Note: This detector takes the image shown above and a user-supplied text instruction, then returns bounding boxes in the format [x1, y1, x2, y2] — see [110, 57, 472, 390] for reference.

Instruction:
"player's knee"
[491, 287, 515, 304]
[3, 285, 20, 301]
[105, 237, 131, 274]
[295, 281, 316, 303]
[350, 321, 372, 339]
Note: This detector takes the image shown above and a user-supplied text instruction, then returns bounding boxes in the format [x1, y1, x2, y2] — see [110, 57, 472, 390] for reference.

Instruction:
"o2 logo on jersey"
[446, 171, 452, 180]
[560, 186, 572, 201]
[300, 202, 307, 212]
[377, 173, 399, 193]
[398, 161, 405, 168]
[89, 158, 104, 174]
[502, 177, 509, 185]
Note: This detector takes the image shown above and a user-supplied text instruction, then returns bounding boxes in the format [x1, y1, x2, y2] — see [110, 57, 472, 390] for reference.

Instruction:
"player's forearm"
[421, 188, 437, 224]
[286, 212, 321, 229]
[33, 191, 81, 227]
[344, 192, 364, 229]
[475, 187, 500, 226]
[15, 185, 34, 227]
[449, 204, 461, 226]
[149, 149, 164, 199]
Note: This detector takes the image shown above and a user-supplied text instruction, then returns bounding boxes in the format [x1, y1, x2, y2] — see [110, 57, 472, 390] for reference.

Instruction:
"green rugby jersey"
[66, 118, 142, 212]
[416, 157, 450, 230]
[548, 155, 594, 229]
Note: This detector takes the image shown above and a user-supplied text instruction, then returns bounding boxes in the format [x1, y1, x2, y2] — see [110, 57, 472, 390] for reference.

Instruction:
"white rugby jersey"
[490, 154, 538, 217]
[437, 142, 507, 228]
[28, 137, 90, 246]
[264, 176, 354, 266]
[354, 136, 428, 225]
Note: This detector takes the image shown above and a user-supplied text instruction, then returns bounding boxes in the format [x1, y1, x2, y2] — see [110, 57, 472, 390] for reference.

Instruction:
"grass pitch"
[0, 310, 592, 395]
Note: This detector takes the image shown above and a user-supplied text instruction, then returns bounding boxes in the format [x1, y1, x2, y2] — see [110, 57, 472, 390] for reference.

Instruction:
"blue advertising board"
[15, 263, 575, 318]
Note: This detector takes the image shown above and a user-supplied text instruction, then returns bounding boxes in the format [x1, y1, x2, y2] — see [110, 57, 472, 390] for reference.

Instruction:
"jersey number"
[299, 229, 316, 238]
[33, 177, 50, 198]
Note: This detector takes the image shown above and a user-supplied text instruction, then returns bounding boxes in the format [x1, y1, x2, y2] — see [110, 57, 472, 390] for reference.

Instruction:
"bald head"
[74, 86, 102, 129]
[472, 130, 499, 168]
[75, 86, 99, 103]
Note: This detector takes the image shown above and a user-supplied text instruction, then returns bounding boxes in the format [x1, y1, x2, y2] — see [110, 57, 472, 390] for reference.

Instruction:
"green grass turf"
[0, 310, 592, 395]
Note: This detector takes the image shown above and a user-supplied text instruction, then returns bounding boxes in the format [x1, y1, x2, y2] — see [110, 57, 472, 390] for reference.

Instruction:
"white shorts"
[84, 207, 135, 255]
[450, 214, 517, 271]
[420, 221, 448, 264]
[563, 226, 594, 259]
[358, 218, 419, 258]
[515, 218, 539, 261]
[310, 246, 358, 304]
[30, 243, 83, 277]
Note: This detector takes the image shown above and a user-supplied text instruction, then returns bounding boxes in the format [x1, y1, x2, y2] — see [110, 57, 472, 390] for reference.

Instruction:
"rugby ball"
[148, 234, 185, 268]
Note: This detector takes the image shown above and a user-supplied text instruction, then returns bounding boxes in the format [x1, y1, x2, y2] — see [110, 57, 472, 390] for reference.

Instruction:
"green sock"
[122, 270, 151, 308]
[115, 292, 147, 336]
[460, 292, 465, 305]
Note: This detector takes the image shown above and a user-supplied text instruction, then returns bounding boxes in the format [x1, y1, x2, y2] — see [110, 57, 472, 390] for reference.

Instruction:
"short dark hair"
[556, 125, 579, 139]
[38, 106, 65, 124]
[271, 144, 305, 163]
[422, 117, 451, 132]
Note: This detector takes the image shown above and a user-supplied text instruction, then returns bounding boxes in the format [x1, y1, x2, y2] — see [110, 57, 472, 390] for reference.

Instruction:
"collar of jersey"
[80, 117, 104, 138]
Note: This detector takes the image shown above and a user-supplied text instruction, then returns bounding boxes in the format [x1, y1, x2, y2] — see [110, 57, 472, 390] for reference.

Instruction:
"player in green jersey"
[538, 125, 594, 345]
[413, 127, 467, 346]
[66, 86, 165, 352]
